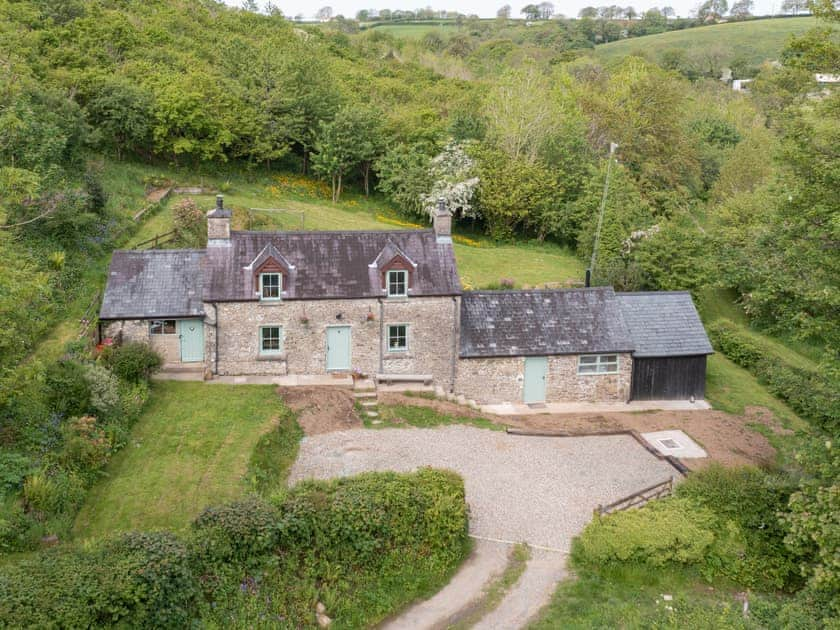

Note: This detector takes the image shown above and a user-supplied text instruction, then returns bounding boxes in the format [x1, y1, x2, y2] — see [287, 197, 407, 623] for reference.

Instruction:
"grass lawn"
[367, 398, 505, 431]
[73, 382, 297, 539]
[530, 563, 760, 629]
[593, 16, 818, 66]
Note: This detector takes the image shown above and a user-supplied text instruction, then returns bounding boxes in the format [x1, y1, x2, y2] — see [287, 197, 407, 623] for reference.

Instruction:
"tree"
[497, 4, 512, 18]
[423, 142, 480, 221]
[624, 6, 638, 19]
[697, 0, 728, 20]
[355, 9, 370, 20]
[375, 144, 433, 217]
[729, 0, 753, 17]
[85, 78, 153, 160]
[538, 1, 555, 19]
[780, 0, 808, 14]
[579, 6, 599, 17]
[662, 5, 675, 17]
[521, 4, 540, 19]
[316, 6, 333, 20]
[241, 0, 259, 11]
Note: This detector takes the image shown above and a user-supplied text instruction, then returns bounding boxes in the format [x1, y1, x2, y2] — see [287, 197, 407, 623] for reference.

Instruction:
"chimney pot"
[433, 198, 452, 244]
[216, 194, 224, 209]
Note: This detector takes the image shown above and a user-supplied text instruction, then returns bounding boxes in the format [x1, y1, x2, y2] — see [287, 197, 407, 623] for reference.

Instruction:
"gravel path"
[289, 425, 677, 551]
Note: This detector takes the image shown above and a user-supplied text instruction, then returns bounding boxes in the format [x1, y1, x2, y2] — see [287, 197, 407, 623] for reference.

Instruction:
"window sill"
[385, 296, 409, 302]
[257, 353, 286, 361]
[384, 352, 411, 360]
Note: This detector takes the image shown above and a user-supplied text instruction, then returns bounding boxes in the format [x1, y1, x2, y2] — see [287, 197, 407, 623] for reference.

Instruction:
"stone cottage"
[99, 196, 712, 405]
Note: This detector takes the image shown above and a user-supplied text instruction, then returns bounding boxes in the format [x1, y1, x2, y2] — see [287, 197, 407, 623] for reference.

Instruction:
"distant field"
[365, 21, 465, 38]
[593, 17, 818, 65]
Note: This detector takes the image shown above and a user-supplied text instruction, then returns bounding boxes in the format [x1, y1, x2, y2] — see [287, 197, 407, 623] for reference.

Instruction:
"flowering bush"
[422, 141, 480, 221]
[84, 364, 120, 419]
[61, 415, 112, 474]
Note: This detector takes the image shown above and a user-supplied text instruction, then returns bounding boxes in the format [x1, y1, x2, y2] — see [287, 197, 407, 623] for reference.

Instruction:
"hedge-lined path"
[290, 425, 674, 627]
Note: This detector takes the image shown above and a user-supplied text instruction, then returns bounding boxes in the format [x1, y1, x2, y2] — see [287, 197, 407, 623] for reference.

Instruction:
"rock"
[316, 602, 326, 614]
[41, 534, 59, 547]
[662, 594, 673, 601]
[316, 612, 332, 627]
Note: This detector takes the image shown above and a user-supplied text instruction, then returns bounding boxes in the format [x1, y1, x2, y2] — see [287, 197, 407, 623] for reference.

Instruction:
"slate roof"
[616, 292, 714, 358]
[100, 250, 205, 320]
[459, 288, 635, 358]
[203, 230, 461, 301]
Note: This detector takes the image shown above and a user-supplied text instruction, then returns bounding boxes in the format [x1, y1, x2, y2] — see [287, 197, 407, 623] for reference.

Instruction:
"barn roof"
[203, 230, 461, 301]
[459, 288, 635, 358]
[616, 292, 713, 358]
[100, 250, 205, 320]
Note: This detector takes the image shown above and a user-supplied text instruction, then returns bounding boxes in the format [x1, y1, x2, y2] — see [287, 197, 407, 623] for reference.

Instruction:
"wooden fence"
[595, 477, 675, 517]
[133, 229, 180, 250]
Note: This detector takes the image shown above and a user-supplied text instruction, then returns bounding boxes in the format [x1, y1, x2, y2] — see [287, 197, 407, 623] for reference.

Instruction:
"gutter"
[378, 298, 384, 374]
[208, 302, 220, 375]
[450, 296, 459, 393]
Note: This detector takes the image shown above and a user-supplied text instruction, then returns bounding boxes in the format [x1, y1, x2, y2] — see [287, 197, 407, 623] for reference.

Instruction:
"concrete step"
[360, 400, 378, 407]
[354, 391, 377, 399]
[366, 411, 379, 418]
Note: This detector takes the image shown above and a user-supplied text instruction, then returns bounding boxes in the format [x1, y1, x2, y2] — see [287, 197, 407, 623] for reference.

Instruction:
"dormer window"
[260, 273, 282, 301]
[387, 269, 407, 298]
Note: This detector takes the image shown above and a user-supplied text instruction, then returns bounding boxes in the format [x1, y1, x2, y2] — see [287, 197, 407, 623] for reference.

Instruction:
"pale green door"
[179, 319, 204, 362]
[326, 326, 351, 371]
[523, 357, 547, 404]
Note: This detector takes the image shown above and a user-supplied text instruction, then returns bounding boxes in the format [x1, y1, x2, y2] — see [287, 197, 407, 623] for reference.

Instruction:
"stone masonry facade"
[103, 319, 181, 364]
[207, 296, 459, 388]
[455, 353, 633, 404]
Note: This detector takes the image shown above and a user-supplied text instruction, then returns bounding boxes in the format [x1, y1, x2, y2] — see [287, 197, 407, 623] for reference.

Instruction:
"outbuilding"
[617, 292, 714, 401]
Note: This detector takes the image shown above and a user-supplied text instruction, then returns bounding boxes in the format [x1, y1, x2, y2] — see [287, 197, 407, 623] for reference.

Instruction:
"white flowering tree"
[422, 141, 480, 222]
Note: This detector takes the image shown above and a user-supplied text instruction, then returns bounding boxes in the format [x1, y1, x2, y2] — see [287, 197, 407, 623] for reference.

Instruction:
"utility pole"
[586, 142, 618, 287]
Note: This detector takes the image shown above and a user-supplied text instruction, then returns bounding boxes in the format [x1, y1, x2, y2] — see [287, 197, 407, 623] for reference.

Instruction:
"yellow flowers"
[268, 175, 330, 199]
[452, 235, 482, 248]
[376, 214, 424, 229]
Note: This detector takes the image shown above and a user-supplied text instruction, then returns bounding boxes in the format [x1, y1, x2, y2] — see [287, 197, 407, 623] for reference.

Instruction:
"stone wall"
[455, 353, 633, 404]
[102, 319, 181, 364]
[209, 297, 458, 387]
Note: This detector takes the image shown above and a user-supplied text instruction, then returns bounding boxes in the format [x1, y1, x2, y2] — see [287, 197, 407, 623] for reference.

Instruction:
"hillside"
[593, 16, 818, 66]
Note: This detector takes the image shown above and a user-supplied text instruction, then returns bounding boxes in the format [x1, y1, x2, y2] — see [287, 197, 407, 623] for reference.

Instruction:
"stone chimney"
[433, 198, 452, 244]
[207, 194, 231, 246]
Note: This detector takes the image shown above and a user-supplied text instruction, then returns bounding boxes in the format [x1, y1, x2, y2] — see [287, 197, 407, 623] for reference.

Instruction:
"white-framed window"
[260, 273, 282, 300]
[259, 326, 283, 355]
[150, 319, 176, 335]
[386, 269, 407, 297]
[577, 354, 619, 375]
[387, 324, 408, 352]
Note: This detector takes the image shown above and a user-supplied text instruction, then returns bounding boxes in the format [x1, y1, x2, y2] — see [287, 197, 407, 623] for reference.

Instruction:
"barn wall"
[630, 355, 707, 401]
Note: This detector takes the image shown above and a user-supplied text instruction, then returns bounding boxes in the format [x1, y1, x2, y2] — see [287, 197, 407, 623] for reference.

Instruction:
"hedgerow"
[0, 470, 470, 629]
[707, 319, 839, 433]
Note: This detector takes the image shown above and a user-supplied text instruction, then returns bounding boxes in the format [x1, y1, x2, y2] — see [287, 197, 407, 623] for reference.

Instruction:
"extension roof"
[203, 230, 461, 301]
[459, 288, 635, 358]
[616, 291, 714, 358]
[99, 250, 205, 320]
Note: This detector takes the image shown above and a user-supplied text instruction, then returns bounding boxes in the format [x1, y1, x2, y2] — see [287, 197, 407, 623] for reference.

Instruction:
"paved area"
[480, 399, 710, 416]
[289, 425, 677, 551]
[642, 429, 708, 458]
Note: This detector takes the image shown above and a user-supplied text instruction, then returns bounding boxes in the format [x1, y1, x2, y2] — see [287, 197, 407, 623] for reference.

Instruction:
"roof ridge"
[113, 248, 207, 254]
[464, 287, 612, 295]
[232, 228, 435, 236]
[617, 290, 691, 296]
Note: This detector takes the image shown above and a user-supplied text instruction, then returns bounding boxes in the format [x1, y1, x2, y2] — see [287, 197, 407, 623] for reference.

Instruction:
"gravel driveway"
[289, 425, 677, 551]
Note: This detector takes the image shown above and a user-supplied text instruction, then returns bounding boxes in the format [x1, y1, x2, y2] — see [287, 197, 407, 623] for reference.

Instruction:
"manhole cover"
[657, 438, 681, 450]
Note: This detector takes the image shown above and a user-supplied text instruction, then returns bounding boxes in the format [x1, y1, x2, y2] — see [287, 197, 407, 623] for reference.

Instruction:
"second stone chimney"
[207, 194, 231, 246]
[433, 198, 452, 244]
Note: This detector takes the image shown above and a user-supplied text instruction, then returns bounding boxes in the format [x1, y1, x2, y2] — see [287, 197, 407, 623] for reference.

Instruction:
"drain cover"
[658, 438, 681, 450]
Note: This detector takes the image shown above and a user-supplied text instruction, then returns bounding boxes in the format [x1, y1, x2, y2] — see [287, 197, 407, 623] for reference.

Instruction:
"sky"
[224, 0, 784, 21]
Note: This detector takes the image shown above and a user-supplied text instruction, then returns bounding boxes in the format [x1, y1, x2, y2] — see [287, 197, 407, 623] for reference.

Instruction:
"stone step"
[366, 411, 379, 418]
[360, 400, 378, 407]
[354, 391, 377, 399]
[371, 419, 383, 425]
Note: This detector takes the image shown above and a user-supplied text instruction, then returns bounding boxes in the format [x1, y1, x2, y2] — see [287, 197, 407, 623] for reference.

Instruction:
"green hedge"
[0, 469, 470, 629]
[707, 320, 838, 433]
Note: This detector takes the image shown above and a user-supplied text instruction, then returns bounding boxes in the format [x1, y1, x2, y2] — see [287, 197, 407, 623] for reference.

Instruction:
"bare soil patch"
[379, 393, 788, 470]
[276, 386, 361, 435]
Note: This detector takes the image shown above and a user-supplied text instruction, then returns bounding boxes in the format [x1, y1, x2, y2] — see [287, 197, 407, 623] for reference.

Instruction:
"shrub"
[104, 342, 162, 383]
[0, 500, 37, 552]
[191, 496, 280, 572]
[677, 465, 800, 589]
[708, 320, 839, 433]
[0, 532, 197, 629]
[0, 451, 33, 496]
[572, 497, 744, 580]
[61, 415, 112, 474]
[45, 359, 91, 417]
[83, 363, 121, 418]
[172, 197, 206, 247]
[22, 469, 85, 519]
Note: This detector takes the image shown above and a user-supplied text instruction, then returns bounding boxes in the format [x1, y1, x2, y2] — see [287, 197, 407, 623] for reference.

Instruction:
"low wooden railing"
[595, 477, 675, 517]
[133, 229, 179, 250]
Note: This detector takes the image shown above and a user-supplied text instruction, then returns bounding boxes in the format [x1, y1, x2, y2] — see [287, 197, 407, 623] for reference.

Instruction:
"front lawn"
[73, 382, 297, 539]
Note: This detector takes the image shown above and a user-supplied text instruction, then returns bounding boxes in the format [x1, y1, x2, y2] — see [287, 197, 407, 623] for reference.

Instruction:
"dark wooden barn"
[617, 292, 714, 401]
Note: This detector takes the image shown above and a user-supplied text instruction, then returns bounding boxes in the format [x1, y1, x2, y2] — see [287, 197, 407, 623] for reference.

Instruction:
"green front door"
[523, 357, 547, 404]
[326, 325, 351, 371]
[179, 319, 204, 363]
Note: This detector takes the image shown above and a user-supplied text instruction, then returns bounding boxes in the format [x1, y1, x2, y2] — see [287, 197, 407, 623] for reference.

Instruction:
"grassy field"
[73, 382, 295, 538]
[593, 17, 818, 65]
[365, 21, 465, 38]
